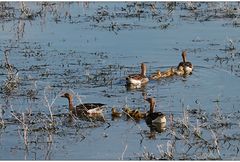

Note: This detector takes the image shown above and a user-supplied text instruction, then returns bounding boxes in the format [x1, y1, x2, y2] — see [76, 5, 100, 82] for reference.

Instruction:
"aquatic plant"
[2, 49, 20, 95]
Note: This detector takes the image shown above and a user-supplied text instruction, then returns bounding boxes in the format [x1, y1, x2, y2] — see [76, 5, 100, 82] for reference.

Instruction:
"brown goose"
[145, 97, 166, 125]
[61, 93, 105, 116]
[111, 107, 122, 117]
[126, 63, 149, 87]
[177, 51, 193, 75]
[151, 67, 175, 80]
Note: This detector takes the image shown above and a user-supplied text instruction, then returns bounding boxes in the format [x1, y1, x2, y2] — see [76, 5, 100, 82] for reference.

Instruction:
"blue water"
[0, 2, 240, 160]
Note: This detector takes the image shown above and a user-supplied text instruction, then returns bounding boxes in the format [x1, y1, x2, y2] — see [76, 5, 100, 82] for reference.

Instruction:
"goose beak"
[60, 93, 66, 97]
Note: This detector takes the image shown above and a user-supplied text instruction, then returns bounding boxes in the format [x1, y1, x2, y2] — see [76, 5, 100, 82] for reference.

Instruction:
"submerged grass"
[0, 1, 240, 160]
[2, 49, 20, 95]
[1, 83, 240, 160]
[136, 102, 240, 160]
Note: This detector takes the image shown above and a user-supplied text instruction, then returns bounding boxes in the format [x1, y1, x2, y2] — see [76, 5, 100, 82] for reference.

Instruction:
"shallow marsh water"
[1, 2, 240, 160]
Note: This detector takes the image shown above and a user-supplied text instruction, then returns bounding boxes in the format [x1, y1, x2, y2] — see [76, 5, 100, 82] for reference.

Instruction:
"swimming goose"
[111, 107, 122, 117]
[145, 97, 166, 125]
[173, 66, 185, 76]
[177, 51, 193, 75]
[126, 63, 149, 87]
[132, 109, 146, 120]
[61, 93, 105, 116]
[151, 67, 175, 80]
[122, 107, 145, 120]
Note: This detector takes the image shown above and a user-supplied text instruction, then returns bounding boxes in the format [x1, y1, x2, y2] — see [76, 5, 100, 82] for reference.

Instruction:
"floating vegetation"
[0, 1, 240, 160]
[2, 49, 20, 95]
[136, 107, 240, 160]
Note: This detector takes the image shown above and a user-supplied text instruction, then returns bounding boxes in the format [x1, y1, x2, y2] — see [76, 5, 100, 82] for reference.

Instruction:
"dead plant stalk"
[43, 87, 58, 123]
[121, 144, 128, 160]
[11, 112, 28, 147]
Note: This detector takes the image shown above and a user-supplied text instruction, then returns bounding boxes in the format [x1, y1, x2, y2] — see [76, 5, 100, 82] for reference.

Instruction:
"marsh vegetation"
[0, 2, 240, 160]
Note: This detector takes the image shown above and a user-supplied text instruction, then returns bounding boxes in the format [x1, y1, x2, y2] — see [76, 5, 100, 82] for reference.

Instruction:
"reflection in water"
[16, 20, 25, 41]
[1, 1, 240, 160]
[148, 122, 166, 133]
[67, 112, 106, 123]
[146, 123, 166, 139]
[125, 83, 148, 91]
[45, 133, 53, 160]
[24, 146, 29, 160]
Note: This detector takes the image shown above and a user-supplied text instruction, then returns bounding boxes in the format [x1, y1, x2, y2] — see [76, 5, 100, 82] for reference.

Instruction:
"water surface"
[0, 2, 240, 160]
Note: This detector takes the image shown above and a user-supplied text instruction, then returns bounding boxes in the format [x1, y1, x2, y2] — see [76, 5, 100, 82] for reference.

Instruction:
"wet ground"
[1, 2, 240, 160]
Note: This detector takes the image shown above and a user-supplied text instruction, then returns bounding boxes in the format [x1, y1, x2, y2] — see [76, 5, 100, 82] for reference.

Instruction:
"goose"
[61, 93, 105, 116]
[126, 63, 149, 87]
[177, 51, 193, 75]
[145, 97, 166, 125]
